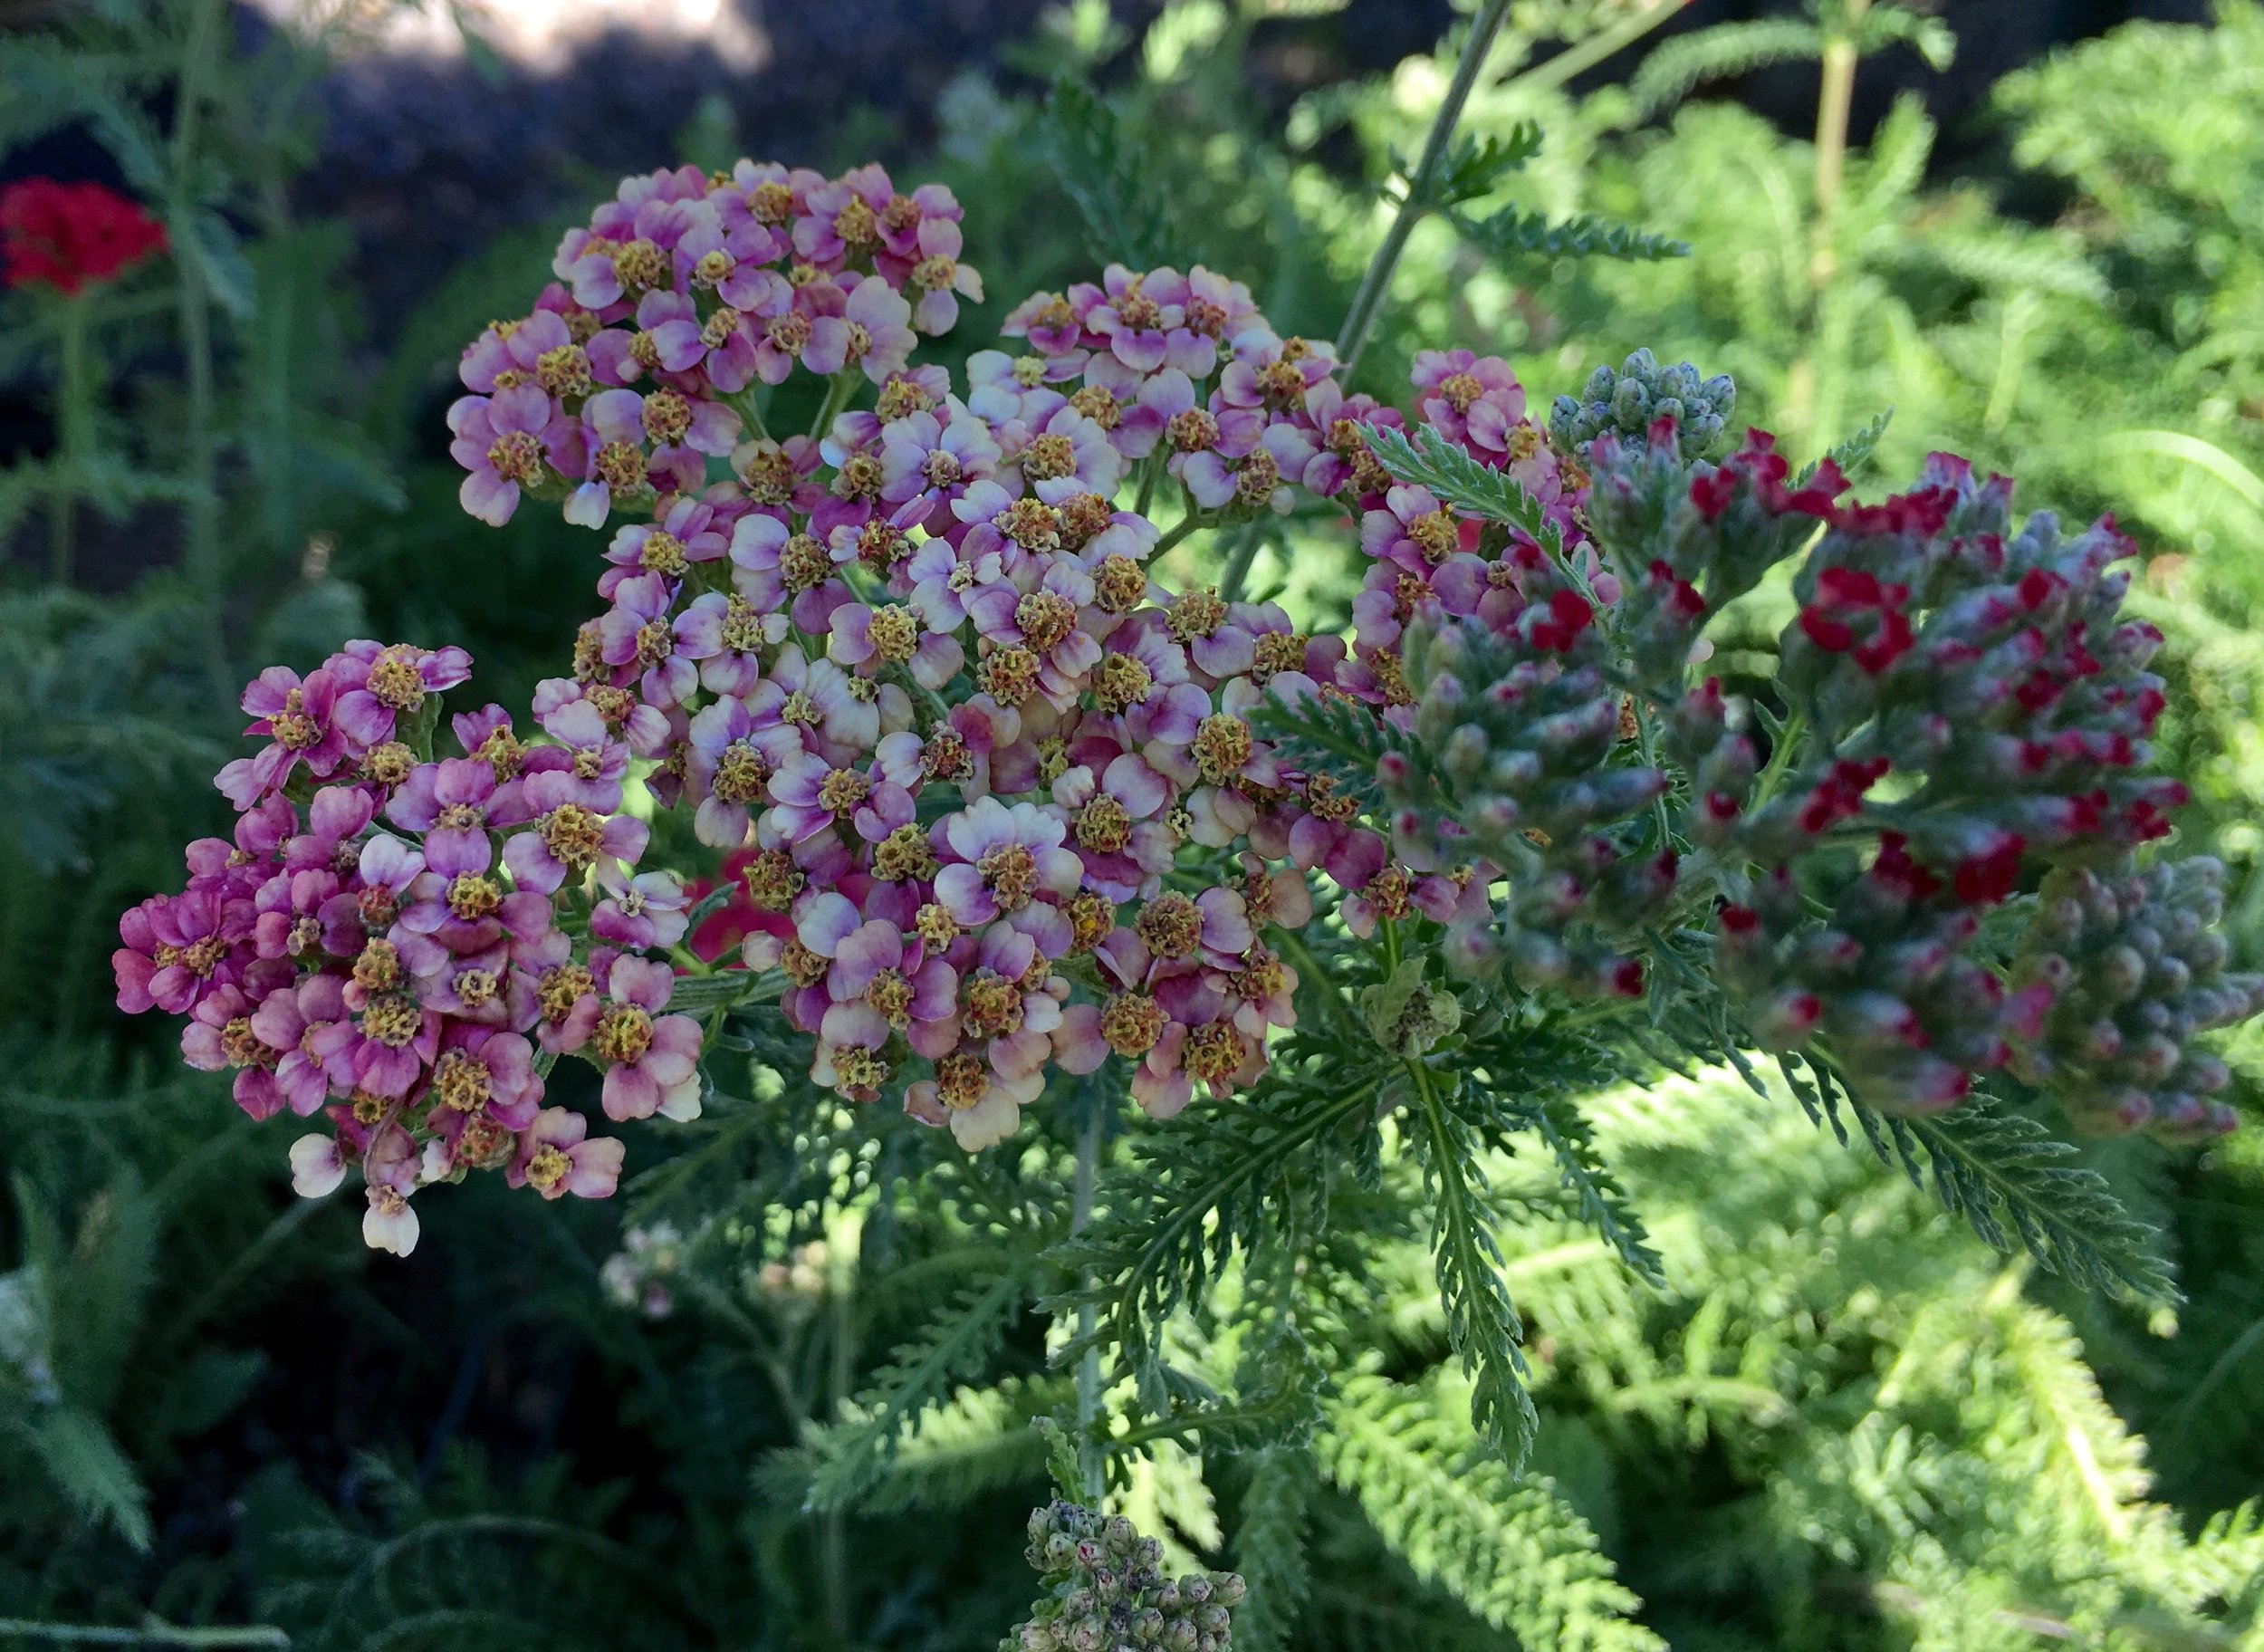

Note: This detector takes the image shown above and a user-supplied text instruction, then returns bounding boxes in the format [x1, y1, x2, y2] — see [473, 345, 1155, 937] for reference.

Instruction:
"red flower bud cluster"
[2010, 860, 2262, 1141]
[1607, 430, 2233, 1124]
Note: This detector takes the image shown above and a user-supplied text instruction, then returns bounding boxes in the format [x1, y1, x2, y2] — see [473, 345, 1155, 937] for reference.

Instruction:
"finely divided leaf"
[1450, 206, 1690, 264]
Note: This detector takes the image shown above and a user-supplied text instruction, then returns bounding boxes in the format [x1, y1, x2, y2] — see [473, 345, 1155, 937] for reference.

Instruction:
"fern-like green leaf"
[1109, 1331, 1327, 1459]
[20, 1406, 152, 1551]
[1405, 1067, 1537, 1468]
[854, 1377, 1065, 1513]
[1799, 406, 1895, 485]
[1249, 692, 1391, 821]
[1362, 423, 1556, 544]
[1320, 1372, 1664, 1652]
[1449, 205, 1689, 264]
[1232, 1446, 1316, 1652]
[1431, 124, 1546, 207]
[1856, 4, 1957, 71]
[1499, 1094, 1667, 1290]
[1799, 1071, 2178, 1306]
[1049, 1068, 1384, 1407]
[1629, 17, 1828, 115]
[1043, 76, 1183, 269]
[803, 1263, 1034, 1512]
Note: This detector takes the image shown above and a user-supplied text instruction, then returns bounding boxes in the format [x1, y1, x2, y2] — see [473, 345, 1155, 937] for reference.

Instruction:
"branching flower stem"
[1072, 1084, 1106, 1501]
[1333, 0, 1514, 375]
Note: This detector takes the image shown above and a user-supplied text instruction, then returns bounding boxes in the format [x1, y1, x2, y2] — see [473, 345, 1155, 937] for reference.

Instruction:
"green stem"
[1334, 0, 1514, 375]
[808, 367, 860, 444]
[171, 0, 230, 707]
[1216, 525, 1262, 607]
[154, 1194, 329, 1348]
[1497, 0, 1686, 101]
[824, 1274, 854, 1642]
[1788, 0, 1868, 453]
[1149, 509, 1209, 562]
[0, 1624, 288, 1648]
[1275, 928, 1363, 1042]
[724, 388, 772, 445]
[1071, 1089, 1106, 1502]
[1748, 706, 1808, 814]
[50, 297, 92, 585]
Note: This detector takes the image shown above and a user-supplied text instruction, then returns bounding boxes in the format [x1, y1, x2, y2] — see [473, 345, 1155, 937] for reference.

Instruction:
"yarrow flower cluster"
[449, 160, 978, 531]
[117, 166, 2256, 1253]
[0, 178, 168, 295]
[437, 159, 1601, 1154]
[1009, 1500, 1245, 1652]
[113, 639, 687, 1253]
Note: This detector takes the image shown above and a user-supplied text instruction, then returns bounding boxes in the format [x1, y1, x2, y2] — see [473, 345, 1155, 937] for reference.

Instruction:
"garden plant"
[13, 2, 2264, 1648]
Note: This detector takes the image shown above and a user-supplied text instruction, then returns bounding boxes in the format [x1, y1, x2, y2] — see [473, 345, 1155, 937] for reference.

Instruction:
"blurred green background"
[6, 1, 2264, 1647]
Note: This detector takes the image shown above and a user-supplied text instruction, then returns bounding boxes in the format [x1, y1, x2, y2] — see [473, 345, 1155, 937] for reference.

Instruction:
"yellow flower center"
[368, 651, 427, 711]
[868, 605, 920, 663]
[1069, 385, 1121, 429]
[877, 378, 935, 421]
[596, 440, 648, 495]
[743, 849, 804, 909]
[1075, 795, 1133, 853]
[834, 196, 879, 249]
[592, 1003, 654, 1064]
[537, 343, 591, 399]
[1437, 370, 1484, 414]
[354, 937, 404, 993]
[1191, 713, 1253, 784]
[712, 743, 773, 806]
[447, 874, 503, 920]
[1092, 651, 1154, 714]
[1022, 433, 1076, 481]
[978, 646, 1041, 704]
[1016, 591, 1078, 652]
[1137, 893, 1203, 960]
[542, 803, 607, 869]
[526, 1143, 571, 1195]
[432, 1049, 494, 1113]
[1166, 589, 1227, 643]
[1167, 408, 1218, 453]
[935, 1052, 986, 1110]
[780, 533, 833, 591]
[874, 823, 939, 882]
[1099, 992, 1166, 1056]
[962, 968, 1024, 1037]
[360, 992, 422, 1048]
[817, 767, 871, 815]
[977, 842, 1040, 912]
[538, 963, 596, 1024]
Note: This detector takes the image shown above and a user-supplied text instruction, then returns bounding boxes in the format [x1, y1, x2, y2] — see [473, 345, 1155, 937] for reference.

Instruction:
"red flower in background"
[1, 178, 168, 295]
[683, 848, 787, 966]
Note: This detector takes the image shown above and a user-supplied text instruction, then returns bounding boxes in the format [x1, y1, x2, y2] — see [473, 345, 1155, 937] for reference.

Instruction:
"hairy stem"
[808, 366, 860, 443]
[1217, 523, 1262, 607]
[1150, 508, 1209, 562]
[823, 1228, 859, 1643]
[0, 1625, 289, 1648]
[1072, 1087, 1106, 1501]
[1789, 0, 1869, 451]
[724, 387, 772, 445]
[1498, 0, 1687, 102]
[1333, 0, 1514, 375]
[50, 296, 91, 585]
[171, 0, 231, 707]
